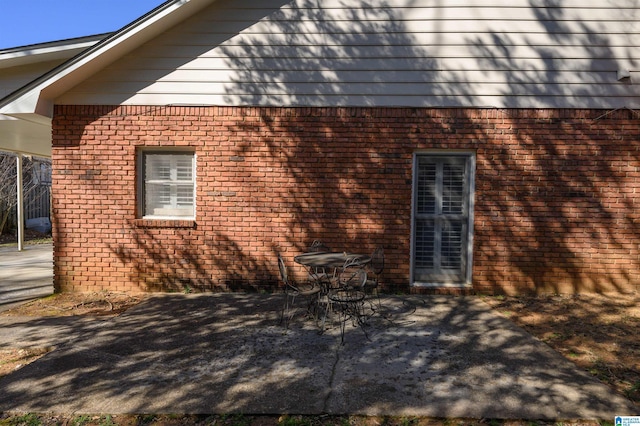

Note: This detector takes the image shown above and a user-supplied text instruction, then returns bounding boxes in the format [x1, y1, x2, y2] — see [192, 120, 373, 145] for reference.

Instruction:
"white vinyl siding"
[141, 152, 195, 219]
[56, 0, 640, 109]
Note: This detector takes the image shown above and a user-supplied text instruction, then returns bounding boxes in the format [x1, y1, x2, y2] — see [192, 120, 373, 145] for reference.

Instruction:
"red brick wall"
[51, 105, 640, 294]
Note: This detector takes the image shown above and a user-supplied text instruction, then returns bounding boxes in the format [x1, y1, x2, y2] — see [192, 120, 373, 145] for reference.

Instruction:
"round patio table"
[295, 251, 371, 340]
[294, 252, 371, 269]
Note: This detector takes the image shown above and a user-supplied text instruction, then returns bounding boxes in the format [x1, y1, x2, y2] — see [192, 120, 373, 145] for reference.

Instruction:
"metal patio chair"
[308, 240, 330, 252]
[306, 240, 332, 283]
[278, 253, 321, 330]
[364, 246, 384, 310]
[326, 257, 369, 343]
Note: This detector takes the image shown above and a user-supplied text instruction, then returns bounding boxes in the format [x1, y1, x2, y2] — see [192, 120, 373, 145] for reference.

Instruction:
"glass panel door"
[413, 154, 473, 285]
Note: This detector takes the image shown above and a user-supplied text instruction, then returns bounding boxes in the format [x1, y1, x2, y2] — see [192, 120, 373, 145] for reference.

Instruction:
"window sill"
[134, 219, 196, 228]
[411, 282, 472, 288]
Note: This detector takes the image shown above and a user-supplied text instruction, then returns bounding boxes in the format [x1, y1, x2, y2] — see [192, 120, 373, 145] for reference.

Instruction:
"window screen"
[142, 152, 195, 218]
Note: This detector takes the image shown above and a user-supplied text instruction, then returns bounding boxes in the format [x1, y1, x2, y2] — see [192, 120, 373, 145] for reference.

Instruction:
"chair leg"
[330, 301, 347, 344]
[280, 292, 288, 329]
[305, 293, 321, 324]
[333, 297, 369, 345]
[368, 289, 382, 317]
[339, 308, 347, 344]
[281, 292, 297, 330]
[283, 291, 323, 330]
[352, 299, 370, 340]
[319, 292, 332, 334]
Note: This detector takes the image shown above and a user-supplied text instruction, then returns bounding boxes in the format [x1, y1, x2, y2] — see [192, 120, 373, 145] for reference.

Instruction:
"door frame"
[410, 150, 476, 288]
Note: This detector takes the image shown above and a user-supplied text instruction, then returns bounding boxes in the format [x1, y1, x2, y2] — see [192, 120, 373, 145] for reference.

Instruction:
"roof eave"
[0, 34, 111, 69]
[0, 0, 214, 118]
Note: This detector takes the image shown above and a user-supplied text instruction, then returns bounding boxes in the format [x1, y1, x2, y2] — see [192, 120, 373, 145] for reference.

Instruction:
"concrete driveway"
[0, 293, 635, 420]
[0, 243, 53, 312]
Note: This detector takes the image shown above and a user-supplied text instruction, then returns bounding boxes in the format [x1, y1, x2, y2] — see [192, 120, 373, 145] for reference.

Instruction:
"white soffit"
[0, 114, 51, 157]
[0, 34, 109, 70]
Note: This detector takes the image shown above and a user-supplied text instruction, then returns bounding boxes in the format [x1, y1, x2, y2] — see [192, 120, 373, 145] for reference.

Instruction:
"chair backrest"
[308, 240, 330, 252]
[338, 263, 367, 289]
[343, 256, 366, 268]
[277, 254, 289, 286]
[371, 246, 384, 275]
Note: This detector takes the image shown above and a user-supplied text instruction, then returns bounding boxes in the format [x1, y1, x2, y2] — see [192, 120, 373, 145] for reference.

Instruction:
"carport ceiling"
[0, 114, 51, 157]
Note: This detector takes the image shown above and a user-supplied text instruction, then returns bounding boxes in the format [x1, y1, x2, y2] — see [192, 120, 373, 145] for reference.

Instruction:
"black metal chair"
[308, 240, 330, 252]
[306, 240, 332, 283]
[364, 246, 384, 310]
[278, 254, 321, 330]
[326, 257, 368, 343]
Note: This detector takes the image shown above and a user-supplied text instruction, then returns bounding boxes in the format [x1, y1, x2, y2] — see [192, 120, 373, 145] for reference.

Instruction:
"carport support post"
[16, 154, 24, 251]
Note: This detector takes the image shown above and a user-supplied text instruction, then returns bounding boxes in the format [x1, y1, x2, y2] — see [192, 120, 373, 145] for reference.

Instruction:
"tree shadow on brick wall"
[213, 0, 640, 294]
[475, 111, 640, 294]
[69, 0, 640, 295]
[109, 222, 279, 293]
[467, 2, 640, 293]
[213, 1, 474, 292]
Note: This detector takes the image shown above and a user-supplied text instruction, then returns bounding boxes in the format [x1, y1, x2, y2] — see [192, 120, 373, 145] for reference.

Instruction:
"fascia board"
[2, 112, 52, 126]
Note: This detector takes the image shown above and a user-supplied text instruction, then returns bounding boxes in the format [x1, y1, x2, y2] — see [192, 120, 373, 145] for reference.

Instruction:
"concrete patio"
[0, 293, 635, 420]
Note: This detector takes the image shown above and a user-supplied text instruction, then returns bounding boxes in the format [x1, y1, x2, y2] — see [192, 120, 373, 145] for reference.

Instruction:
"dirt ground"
[482, 292, 640, 406]
[0, 291, 638, 425]
[0, 292, 146, 380]
[0, 292, 145, 318]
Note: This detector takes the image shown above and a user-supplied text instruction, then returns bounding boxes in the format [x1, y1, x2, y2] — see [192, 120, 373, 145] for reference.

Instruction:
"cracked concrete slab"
[0, 293, 635, 419]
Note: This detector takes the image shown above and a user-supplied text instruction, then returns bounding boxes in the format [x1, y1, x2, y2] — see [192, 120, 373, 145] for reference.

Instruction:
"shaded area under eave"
[0, 114, 51, 250]
[0, 113, 51, 157]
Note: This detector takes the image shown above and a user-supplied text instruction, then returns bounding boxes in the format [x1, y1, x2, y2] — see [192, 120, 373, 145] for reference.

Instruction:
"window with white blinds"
[141, 152, 195, 219]
[412, 153, 474, 286]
